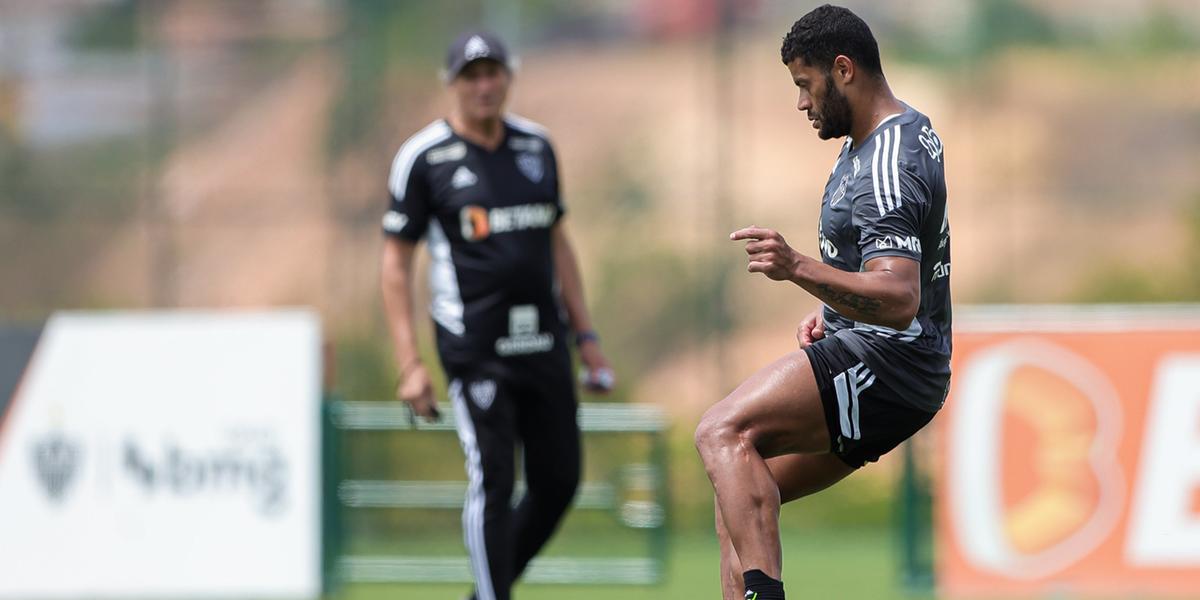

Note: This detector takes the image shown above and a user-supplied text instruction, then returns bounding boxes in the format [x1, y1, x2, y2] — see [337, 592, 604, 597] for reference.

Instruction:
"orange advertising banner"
[937, 306, 1200, 598]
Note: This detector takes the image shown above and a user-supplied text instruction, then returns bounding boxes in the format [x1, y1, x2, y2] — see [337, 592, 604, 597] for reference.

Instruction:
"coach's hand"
[731, 226, 803, 282]
[797, 308, 826, 349]
[579, 340, 615, 394]
[398, 362, 439, 421]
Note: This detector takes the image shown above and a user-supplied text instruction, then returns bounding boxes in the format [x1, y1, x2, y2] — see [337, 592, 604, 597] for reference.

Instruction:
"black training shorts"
[803, 332, 946, 468]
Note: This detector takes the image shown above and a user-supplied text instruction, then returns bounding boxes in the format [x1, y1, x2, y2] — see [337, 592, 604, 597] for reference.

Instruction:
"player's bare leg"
[695, 350, 837, 596]
[716, 501, 742, 599]
[715, 453, 856, 599]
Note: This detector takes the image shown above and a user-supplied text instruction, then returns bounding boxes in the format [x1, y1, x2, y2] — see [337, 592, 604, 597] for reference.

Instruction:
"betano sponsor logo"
[460, 203, 557, 242]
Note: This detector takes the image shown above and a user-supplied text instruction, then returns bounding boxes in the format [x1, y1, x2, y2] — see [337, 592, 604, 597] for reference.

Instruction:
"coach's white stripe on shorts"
[890, 125, 902, 209]
[871, 134, 885, 215]
[387, 120, 453, 200]
[451, 381, 496, 600]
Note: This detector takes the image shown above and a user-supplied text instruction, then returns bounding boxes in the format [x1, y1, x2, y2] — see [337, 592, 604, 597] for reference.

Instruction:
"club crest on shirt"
[469, 379, 497, 410]
[830, 174, 851, 207]
[516, 153, 544, 183]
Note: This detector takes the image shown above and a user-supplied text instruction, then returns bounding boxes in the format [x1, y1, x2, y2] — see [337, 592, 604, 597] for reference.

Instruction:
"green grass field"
[335, 527, 933, 600]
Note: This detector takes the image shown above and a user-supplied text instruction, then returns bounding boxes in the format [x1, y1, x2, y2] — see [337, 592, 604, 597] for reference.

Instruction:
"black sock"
[743, 569, 785, 600]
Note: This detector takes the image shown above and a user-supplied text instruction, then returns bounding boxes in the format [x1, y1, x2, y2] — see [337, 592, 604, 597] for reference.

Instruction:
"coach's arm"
[381, 236, 438, 419]
[551, 220, 614, 390]
[731, 227, 919, 331]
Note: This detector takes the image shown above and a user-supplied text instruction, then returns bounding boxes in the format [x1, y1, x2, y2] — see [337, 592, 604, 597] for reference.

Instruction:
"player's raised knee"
[694, 405, 743, 461]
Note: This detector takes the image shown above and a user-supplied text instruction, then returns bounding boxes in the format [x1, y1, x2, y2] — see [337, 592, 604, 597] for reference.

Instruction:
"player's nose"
[796, 94, 812, 112]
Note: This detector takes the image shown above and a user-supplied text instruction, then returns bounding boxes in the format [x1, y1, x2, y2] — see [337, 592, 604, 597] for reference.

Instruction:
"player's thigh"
[766, 453, 856, 504]
[697, 350, 830, 458]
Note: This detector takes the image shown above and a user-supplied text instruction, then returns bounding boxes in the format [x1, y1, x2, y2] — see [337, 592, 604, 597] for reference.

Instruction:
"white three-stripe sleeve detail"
[891, 125, 903, 209]
[878, 135, 888, 216]
[880, 128, 894, 212]
[387, 121, 452, 201]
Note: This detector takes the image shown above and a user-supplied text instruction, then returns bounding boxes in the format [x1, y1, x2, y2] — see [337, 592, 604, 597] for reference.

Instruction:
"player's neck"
[849, 83, 905, 147]
[448, 111, 505, 151]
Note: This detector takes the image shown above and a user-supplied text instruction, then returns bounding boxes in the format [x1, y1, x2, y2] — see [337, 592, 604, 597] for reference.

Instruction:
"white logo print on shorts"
[469, 380, 497, 411]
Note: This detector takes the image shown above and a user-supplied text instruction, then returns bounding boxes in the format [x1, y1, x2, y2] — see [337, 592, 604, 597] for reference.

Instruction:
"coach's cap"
[444, 30, 513, 80]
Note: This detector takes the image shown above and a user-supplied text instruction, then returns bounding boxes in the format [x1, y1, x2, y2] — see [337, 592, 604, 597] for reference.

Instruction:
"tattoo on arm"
[814, 283, 882, 317]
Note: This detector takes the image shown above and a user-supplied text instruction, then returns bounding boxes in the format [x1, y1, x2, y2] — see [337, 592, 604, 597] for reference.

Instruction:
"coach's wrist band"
[574, 330, 599, 346]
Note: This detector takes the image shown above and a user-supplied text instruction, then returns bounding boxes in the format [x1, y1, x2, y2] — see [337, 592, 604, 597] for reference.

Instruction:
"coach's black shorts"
[803, 334, 942, 468]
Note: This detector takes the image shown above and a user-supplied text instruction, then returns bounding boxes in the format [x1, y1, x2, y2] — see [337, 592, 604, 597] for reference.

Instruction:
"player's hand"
[730, 226, 803, 282]
[397, 362, 439, 421]
[797, 308, 826, 349]
[579, 340, 615, 394]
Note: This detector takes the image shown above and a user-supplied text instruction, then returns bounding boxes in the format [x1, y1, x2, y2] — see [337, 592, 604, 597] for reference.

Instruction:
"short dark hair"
[780, 5, 883, 77]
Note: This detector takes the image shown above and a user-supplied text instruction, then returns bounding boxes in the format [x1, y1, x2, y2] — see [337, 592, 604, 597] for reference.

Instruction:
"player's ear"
[833, 55, 854, 85]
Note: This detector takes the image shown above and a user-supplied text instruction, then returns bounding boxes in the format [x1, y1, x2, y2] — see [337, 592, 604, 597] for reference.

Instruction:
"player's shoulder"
[855, 106, 943, 183]
[849, 106, 943, 214]
[893, 106, 944, 168]
[503, 113, 555, 152]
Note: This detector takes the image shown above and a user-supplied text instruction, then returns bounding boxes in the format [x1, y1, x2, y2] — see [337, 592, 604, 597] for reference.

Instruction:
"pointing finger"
[730, 227, 775, 241]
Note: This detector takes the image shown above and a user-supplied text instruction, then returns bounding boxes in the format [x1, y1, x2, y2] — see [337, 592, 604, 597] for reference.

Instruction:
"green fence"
[323, 399, 670, 589]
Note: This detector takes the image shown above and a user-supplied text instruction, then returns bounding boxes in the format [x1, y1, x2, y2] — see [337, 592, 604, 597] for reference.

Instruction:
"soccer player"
[693, 6, 951, 599]
[379, 30, 613, 600]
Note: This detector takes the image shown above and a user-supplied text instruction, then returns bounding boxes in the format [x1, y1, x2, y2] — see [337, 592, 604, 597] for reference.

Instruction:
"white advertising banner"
[0, 310, 322, 599]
